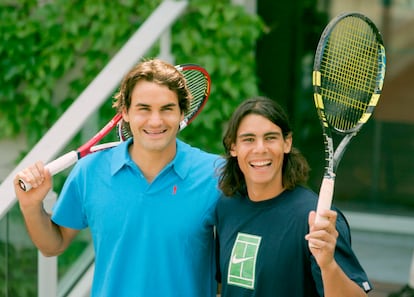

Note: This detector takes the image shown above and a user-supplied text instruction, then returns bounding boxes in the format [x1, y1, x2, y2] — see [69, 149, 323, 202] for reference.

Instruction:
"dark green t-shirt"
[215, 186, 372, 297]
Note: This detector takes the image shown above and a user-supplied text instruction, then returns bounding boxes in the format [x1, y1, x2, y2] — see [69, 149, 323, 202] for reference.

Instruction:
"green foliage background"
[0, 0, 263, 154]
[0, 0, 264, 295]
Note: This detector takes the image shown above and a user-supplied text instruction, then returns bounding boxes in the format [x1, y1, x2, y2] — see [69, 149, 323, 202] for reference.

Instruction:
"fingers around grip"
[15, 161, 48, 192]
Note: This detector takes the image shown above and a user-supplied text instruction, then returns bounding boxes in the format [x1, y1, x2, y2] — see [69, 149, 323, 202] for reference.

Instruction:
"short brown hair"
[113, 59, 192, 135]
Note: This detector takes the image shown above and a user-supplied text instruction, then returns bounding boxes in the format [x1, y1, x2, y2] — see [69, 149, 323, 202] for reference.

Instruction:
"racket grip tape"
[18, 151, 79, 192]
[315, 177, 335, 224]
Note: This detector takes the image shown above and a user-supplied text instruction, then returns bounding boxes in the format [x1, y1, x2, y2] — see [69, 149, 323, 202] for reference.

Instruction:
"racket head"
[177, 64, 211, 130]
[313, 12, 386, 135]
[118, 63, 211, 139]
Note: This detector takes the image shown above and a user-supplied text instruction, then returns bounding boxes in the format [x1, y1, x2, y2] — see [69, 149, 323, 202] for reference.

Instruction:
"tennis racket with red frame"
[19, 63, 211, 191]
[312, 12, 386, 223]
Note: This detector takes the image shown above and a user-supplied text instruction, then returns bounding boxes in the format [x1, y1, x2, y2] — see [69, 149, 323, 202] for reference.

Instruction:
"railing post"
[38, 253, 57, 297]
[38, 191, 57, 297]
[159, 29, 174, 64]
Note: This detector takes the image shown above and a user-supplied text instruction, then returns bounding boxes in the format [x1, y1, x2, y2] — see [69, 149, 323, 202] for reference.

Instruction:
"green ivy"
[173, 0, 264, 152]
[0, 0, 160, 145]
[0, 0, 263, 155]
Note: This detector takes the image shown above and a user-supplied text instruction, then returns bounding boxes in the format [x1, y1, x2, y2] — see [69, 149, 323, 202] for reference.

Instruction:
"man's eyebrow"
[264, 131, 282, 136]
[238, 132, 255, 138]
[134, 103, 150, 107]
[133, 102, 178, 108]
[161, 102, 178, 108]
[238, 131, 281, 137]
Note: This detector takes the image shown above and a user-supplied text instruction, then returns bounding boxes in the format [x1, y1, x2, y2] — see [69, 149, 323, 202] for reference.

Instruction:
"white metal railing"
[58, 243, 95, 297]
[344, 211, 414, 236]
[0, 1, 188, 296]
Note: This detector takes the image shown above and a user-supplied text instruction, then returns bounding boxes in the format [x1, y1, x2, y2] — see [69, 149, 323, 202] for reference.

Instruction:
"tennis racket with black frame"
[19, 63, 211, 191]
[312, 12, 386, 223]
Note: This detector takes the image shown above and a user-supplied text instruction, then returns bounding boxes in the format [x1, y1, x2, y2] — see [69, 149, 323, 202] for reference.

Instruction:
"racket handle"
[315, 177, 335, 224]
[19, 151, 79, 192]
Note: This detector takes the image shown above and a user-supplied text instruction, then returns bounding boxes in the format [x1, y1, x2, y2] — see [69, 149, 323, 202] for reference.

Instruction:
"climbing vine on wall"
[0, 0, 264, 156]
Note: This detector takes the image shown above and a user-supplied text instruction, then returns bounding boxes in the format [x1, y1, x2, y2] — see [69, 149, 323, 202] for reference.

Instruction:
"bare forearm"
[322, 261, 367, 297]
[20, 204, 67, 256]
[15, 162, 78, 255]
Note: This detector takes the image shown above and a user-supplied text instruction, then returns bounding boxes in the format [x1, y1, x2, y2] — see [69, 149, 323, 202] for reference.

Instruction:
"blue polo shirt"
[52, 138, 223, 297]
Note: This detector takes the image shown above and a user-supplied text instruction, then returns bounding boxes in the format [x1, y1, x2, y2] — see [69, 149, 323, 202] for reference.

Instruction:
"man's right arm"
[14, 161, 78, 256]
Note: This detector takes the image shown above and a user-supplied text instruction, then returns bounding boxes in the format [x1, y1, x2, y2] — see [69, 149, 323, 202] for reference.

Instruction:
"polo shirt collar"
[110, 138, 132, 175]
[172, 139, 191, 180]
[110, 138, 191, 180]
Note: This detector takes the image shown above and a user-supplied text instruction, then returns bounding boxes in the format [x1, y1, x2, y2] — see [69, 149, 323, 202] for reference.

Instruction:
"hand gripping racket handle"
[18, 151, 79, 192]
[315, 177, 335, 224]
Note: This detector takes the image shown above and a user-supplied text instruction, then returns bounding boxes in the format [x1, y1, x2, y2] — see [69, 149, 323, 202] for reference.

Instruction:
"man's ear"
[122, 107, 129, 123]
[230, 144, 237, 157]
[284, 133, 293, 154]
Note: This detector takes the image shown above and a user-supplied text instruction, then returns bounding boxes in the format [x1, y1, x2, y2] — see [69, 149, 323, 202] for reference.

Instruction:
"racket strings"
[182, 69, 209, 119]
[320, 16, 380, 131]
[118, 120, 131, 140]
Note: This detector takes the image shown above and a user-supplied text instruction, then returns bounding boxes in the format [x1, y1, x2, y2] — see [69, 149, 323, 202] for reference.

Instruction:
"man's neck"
[128, 143, 176, 182]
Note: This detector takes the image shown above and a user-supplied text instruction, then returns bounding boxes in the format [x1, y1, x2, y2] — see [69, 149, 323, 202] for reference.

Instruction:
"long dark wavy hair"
[219, 96, 310, 197]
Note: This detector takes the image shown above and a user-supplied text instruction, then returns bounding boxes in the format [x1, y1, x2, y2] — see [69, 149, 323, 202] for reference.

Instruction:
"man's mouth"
[249, 160, 272, 168]
[144, 129, 167, 135]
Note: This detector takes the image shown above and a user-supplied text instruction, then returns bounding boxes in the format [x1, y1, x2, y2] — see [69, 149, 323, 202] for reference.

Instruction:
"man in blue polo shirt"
[14, 59, 222, 297]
